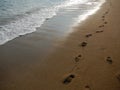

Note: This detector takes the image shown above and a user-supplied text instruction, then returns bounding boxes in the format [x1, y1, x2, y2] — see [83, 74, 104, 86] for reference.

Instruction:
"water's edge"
[0, 0, 105, 45]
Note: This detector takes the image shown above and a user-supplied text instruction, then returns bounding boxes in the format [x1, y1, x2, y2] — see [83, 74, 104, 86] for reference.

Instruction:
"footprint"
[101, 25, 105, 27]
[63, 74, 75, 84]
[75, 57, 79, 62]
[80, 42, 87, 47]
[100, 47, 106, 50]
[104, 21, 108, 24]
[102, 15, 105, 18]
[99, 25, 104, 28]
[99, 25, 102, 28]
[85, 85, 91, 90]
[78, 54, 82, 58]
[85, 34, 92, 38]
[96, 30, 104, 33]
[75, 54, 82, 62]
[105, 11, 109, 15]
[116, 73, 120, 82]
[106, 57, 113, 64]
[102, 18, 105, 21]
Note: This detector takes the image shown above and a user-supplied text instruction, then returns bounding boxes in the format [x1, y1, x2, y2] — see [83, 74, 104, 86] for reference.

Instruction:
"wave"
[0, 0, 105, 45]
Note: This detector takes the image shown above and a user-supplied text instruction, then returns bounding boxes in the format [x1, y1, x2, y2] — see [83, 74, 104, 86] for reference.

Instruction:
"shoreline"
[0, 0, 120, 90]
[0, 0, 105, 46]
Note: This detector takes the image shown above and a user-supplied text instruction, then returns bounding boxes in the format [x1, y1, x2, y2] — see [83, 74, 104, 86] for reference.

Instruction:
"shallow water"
[0, 0, 105, 45]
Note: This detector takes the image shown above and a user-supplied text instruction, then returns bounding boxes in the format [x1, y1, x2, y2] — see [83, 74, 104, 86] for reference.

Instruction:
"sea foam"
[0, 0, 105, 45]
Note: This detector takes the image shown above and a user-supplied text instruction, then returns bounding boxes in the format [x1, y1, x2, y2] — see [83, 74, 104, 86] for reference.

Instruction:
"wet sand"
[0, 0, 120, 90]
[40, 0, 120, 90]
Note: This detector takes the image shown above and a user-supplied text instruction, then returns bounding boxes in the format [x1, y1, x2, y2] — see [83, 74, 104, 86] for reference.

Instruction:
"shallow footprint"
[75, 54, 82, 62]
[63, 74, 75, 85]
[80, 42, 87, 47]
[106, 57, 113, 64]
[102, 18, 105, 21]
[116, 73, 120, 82]
[102, 15, 105, 19]
[99, 25, 104, 28]
[85, 34, 92, 38]
[85, 85, 91, 90]
[104, 21, 108, 24]
[105, 11, 109, 15]
[96, 30, 104, 33]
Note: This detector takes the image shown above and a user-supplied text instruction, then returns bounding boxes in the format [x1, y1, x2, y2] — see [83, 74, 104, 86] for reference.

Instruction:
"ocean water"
[0, 0, 105, 45]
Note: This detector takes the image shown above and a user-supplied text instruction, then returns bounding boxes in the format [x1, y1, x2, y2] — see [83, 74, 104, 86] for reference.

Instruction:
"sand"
[0, 0, 120, 90]
[40, 0, 120, 90]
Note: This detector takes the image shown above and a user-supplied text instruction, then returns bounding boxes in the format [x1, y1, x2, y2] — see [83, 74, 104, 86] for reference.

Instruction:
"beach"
[0, 0, 120, 90]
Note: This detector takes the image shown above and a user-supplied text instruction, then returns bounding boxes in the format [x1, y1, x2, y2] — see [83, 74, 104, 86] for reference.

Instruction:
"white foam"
[74, 0, 105, 26]
[0, 7, 58, 45]
[0, 0, 105, 45]
[57, 0, 89, 8]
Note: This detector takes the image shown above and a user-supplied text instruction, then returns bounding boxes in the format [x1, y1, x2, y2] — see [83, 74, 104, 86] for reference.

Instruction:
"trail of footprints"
[62, 6, 120, 90]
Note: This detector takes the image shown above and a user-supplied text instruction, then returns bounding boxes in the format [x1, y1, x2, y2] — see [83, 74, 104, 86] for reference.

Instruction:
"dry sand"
[40, 0, 120, 90]
[0, 0, 120, 90]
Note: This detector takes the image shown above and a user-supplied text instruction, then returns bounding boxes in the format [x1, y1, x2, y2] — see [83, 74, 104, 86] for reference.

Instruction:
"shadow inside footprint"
[85, 34, 92, 38]
[63, 74, 75, 85]
[85, 85, 91, 90]
[96, 30, 104, 33]
[102, 18, 105, 21]
[99, 25, 104, 28]
[80, 42, 87, 47]
[102, 15, 105, 18]
[75, 54, 82, 62]
[116, 73, 120, 82]
[75, 57, 80, 62]
[105, 11, 109, 15]
[78, 54, 82, 57]
[106, 57, 113, 64]
[104, 21, 108, 24]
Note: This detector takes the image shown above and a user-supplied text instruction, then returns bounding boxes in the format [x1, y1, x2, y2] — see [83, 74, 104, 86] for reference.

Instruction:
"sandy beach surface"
[0, 0, 120, 90]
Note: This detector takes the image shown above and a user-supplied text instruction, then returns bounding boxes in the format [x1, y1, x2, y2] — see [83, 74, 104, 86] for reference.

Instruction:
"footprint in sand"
[63, 74, 75, 84]
[104, 10, 109, 15]
[105, 11, 109, 14]
[104, 21, 108, 24]
[96, 30, 104, 33]
[116, 73, 120, 82]
[106, 57, 113, 64]
[75, 54, 82, 62]
[85, 34, 92, 38]
[85, 85, 91, 90]
[99, 25, 104, 28]
[80, 42, 87, 47]
[102, 18, 105, 21]
[102, 15, 105, 19]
